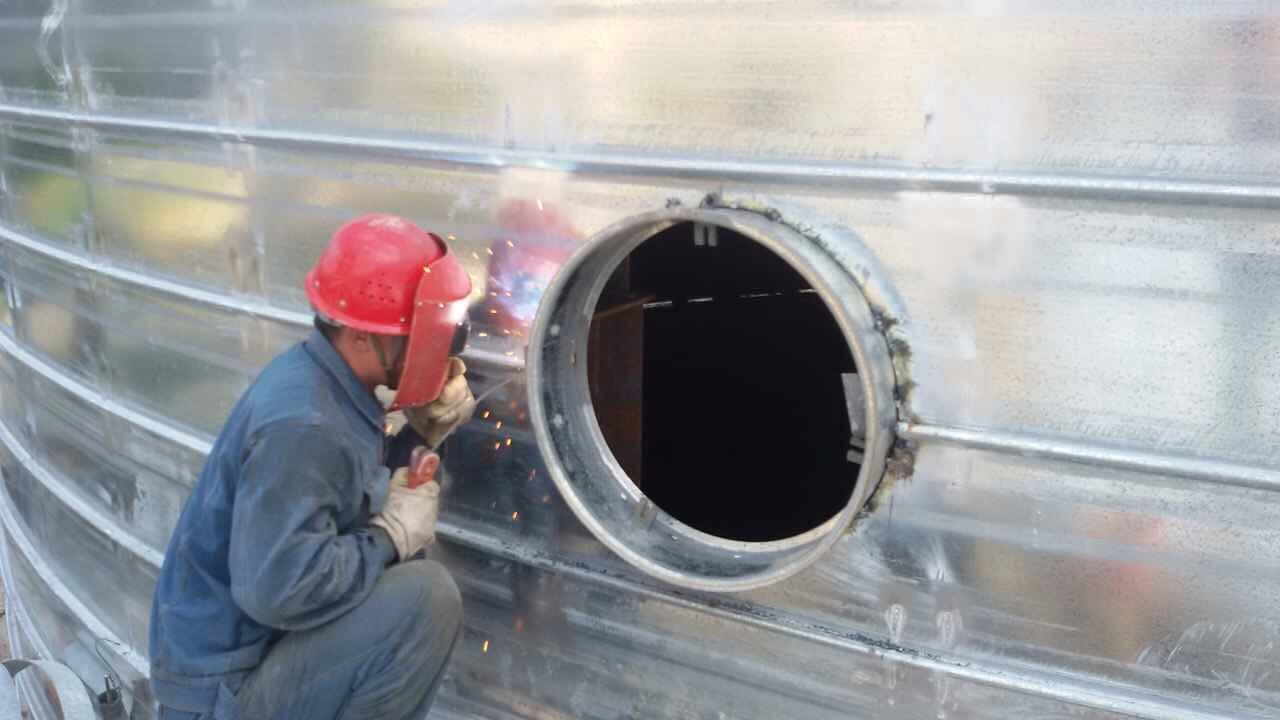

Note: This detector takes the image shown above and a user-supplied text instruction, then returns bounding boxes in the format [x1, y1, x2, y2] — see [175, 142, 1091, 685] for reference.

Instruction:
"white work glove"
[404, 358, 476, 448]
[369, 453, 441, 561]
[374, 385, 409, 435]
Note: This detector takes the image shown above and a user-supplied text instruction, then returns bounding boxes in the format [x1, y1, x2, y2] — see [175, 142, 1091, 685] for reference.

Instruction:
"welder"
[149, 214, 477, 719]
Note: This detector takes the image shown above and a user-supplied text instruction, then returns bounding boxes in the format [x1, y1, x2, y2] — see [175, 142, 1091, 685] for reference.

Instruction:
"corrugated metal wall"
[1, 1, 1279, 717]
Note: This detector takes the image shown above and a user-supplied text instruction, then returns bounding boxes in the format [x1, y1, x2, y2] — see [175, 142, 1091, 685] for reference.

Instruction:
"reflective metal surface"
[1, 1, 1279, 718]
[528, 206, 899, 591]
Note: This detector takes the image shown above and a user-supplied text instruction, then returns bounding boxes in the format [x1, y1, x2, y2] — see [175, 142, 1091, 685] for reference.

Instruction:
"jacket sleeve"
[228, 422, 390, 630]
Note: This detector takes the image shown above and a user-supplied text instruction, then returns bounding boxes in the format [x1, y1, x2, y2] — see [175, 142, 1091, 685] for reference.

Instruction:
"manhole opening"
[586, 221, 862, 542]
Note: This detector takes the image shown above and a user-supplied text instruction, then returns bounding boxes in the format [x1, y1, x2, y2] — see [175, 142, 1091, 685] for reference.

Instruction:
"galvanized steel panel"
[1, 1, 1279, 719]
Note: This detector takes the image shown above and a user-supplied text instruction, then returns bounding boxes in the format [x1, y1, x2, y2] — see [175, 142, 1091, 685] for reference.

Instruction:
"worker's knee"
[387, 559, 462, 642]
[356, 559, 461, 653]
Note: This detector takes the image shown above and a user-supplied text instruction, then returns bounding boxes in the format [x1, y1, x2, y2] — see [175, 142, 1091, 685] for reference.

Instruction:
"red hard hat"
[305, 214, 472, 408]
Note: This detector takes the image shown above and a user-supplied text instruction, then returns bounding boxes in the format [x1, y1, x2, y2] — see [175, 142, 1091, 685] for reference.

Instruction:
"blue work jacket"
[149, 330, 410, 713]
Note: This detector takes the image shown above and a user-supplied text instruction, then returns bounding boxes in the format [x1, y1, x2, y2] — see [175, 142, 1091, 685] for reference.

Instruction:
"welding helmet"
[305, 214, 472, 409]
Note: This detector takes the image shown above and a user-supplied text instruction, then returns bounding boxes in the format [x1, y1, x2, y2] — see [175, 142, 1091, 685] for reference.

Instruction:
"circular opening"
[586, 221, 859, 542]
[529, 208, 896, 591]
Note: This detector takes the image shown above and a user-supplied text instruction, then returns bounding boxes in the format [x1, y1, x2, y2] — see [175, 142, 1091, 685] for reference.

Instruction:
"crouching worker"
[150, 215, 477, 719]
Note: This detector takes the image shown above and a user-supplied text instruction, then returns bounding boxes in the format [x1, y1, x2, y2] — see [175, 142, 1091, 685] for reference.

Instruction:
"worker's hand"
[369, 453, 441, 561]
[374, 385, 409, 436]
[404, 358, 476, 448]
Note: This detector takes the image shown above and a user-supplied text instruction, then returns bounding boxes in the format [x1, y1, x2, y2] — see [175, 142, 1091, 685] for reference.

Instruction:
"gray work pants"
[160, 559, 463, 720]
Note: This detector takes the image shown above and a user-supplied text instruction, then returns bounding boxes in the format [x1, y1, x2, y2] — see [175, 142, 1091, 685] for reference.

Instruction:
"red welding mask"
[305, 214, 473, 410]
